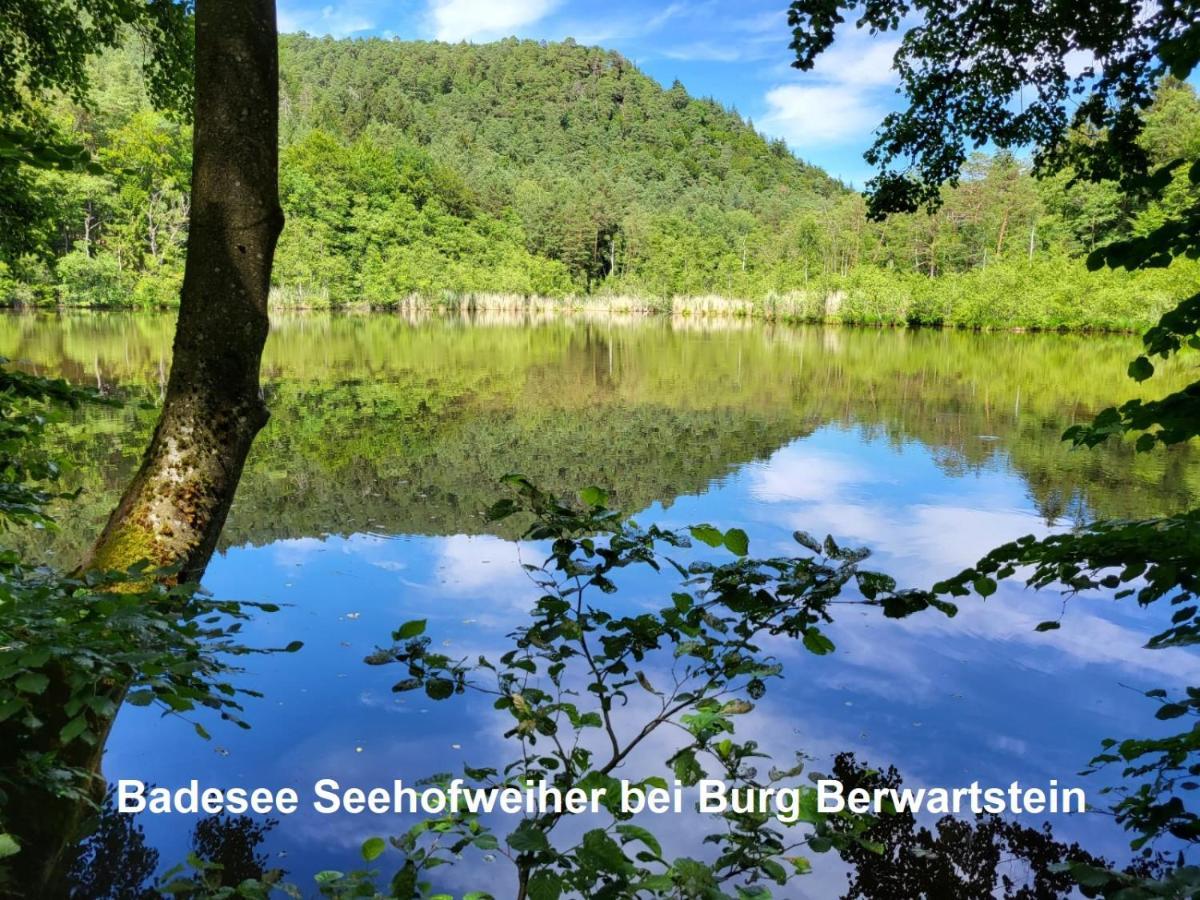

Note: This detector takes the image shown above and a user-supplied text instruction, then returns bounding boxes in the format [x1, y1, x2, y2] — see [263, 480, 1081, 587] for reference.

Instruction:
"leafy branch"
[330, 475, 954, 899]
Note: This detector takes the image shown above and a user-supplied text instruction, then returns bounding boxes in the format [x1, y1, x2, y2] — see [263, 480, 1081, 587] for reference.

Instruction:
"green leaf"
[1156, 703, 1189, 720]
[425, 677, 455, 700]
[1128, 356, 1155, 382]
[0, 833, 19, 859]
[14, 672, 49, 695]
[802, 628, 835, 655]
[314, 871, 344, 885]
[395, 619, 427, 640]
[361, 836, 386, 861]
[788, 856, 812, 874]
[59, 716, 89, 744]
[527, 871, 562, 900]
[808, 835, 833, 853]
[761, 858, 788, 884]
[723, 527, 749, 556]
[1034, 620, 1060, 632]
[578, 829, 629, 872]
[689, 524, 724, 548]
[507, 821, 550, 853]
[580, 486, 608, 507]
[616, 823, 663, 858]
[972, 576, 997, 598]
[284, 640, 304, 653]
[672, 748, 704, 785]
[390, 862, 417, 898]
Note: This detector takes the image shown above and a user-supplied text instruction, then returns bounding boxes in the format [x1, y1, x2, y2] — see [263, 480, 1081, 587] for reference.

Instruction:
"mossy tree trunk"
[86, 0, 283, 581]
[3, 1, 283, 893]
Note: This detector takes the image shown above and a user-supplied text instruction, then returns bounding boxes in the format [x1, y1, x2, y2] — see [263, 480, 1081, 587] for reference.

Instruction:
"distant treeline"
[1, 36, 1198, 330]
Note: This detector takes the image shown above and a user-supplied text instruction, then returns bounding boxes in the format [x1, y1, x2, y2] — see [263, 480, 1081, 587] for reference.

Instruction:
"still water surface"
[4, 311, 1199, 896]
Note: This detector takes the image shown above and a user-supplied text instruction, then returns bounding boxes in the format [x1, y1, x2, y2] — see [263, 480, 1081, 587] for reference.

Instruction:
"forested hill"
[270, 35, 843, 300]
[4, 34, 1198, 325]
[278, 35, 840, 234]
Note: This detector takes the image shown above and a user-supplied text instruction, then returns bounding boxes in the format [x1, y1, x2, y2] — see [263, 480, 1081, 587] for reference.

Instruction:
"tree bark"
[86, 0, 282, 583]
[3, 2, 282, 893]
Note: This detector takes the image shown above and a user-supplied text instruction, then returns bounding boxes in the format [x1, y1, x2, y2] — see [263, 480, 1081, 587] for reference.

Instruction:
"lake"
[4, 311, 1198, 897]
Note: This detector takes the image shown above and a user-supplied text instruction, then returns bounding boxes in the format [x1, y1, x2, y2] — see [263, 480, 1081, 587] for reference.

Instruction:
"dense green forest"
[2, 35, 1199, 329]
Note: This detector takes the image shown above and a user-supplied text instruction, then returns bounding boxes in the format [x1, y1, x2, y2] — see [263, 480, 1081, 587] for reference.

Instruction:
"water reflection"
[2, 312, 1197, 892]
[67, 790, 280, 897]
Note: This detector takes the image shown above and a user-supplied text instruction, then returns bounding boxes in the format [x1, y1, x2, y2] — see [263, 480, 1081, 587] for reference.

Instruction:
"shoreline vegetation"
[259, 253, 1193, 331]
[3, 37, 1198, 333]
[8, 254, 1193, 333]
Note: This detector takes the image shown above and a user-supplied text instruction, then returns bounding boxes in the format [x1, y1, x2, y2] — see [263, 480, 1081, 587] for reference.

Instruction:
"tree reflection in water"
[63, 762, 1163, 899]
[831, 753, 1165, 899]
[66, 789, 282, 898]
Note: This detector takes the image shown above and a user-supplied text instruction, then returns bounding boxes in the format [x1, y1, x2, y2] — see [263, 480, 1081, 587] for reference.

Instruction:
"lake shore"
[10, 254, 1194, 333]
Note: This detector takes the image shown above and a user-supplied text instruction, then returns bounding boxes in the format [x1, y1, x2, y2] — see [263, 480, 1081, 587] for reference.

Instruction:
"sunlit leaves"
[790, 0, 1199, 226]
[723, 528, 750, 557]
[689, 524, 724, 548]
[580, 486, 608, 508]
[0, 1, 193, 121]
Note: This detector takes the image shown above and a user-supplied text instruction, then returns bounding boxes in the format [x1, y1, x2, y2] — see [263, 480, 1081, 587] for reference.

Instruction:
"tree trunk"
[995, 206, 1010, 256]
[86, 0, 283, 583]
[3, 2, 282, 893]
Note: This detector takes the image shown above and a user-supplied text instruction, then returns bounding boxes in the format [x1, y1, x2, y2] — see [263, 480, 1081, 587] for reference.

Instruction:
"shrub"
[55, 250, 132, 308]
[130, 268, 183, 308]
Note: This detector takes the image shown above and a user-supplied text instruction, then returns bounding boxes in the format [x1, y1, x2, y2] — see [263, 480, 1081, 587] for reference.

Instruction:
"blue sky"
[276, 0, 903, 186]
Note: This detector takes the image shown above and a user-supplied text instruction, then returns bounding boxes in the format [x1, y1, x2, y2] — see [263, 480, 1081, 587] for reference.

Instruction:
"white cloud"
[434, 534, 537, 605]
[660, 42, 745, 63]
[428, 0, 560, 41]
[811, 36, 901, 87]
[761, 83, 886, 144]
[757, 22, 899, 153]
[748, 446, 884, 503]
